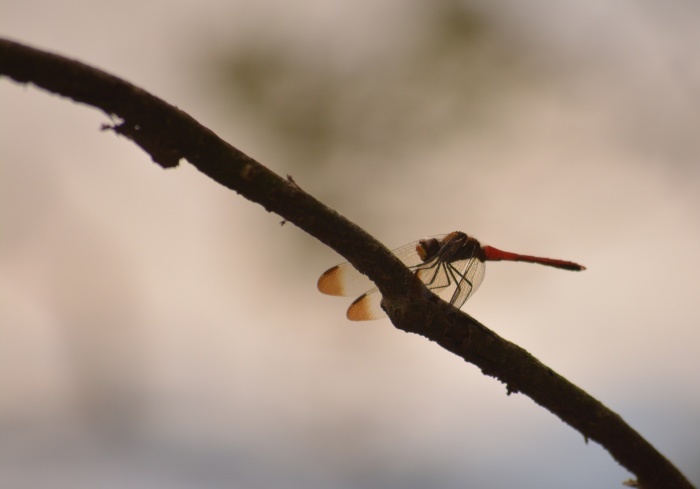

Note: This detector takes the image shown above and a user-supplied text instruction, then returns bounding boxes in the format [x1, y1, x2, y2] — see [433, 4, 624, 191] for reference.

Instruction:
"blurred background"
[1, 0, 699, 487]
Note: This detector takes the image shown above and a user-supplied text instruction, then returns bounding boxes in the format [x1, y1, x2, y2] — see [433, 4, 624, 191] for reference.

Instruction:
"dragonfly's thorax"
[416, 231, 485, 264]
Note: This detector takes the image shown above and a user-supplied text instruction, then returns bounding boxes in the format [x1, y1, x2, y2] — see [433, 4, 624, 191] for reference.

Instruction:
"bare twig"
[0, 38, 693, 489]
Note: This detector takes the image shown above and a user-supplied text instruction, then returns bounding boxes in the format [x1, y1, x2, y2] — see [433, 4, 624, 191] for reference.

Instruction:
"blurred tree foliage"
[206, 1, 541, 173]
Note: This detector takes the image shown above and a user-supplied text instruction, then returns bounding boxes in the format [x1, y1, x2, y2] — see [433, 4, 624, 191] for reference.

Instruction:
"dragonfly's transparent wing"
[343, 256, 485, 321]
[391, 235, 448, 267]
[317, 263, 373, 297]
[318, 235, 463, 320]
[317, 235, 448, 297]
[346, 288, 384, 321]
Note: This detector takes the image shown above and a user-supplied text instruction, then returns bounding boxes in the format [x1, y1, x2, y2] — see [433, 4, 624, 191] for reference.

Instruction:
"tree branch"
[0, 38, 693, 489]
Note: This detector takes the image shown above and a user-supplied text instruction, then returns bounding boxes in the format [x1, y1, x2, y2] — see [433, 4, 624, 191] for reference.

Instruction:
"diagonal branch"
[0, 38, 693, 489]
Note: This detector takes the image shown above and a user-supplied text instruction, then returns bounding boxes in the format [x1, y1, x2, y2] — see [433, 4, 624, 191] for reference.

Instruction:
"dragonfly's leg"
[420, 261, 454, 295]
[411, 260, 442, 287]
[446, 262, 474, 305]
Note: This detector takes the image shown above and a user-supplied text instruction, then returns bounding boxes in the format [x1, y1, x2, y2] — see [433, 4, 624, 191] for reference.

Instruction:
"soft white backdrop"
[1, 1, 699, 488]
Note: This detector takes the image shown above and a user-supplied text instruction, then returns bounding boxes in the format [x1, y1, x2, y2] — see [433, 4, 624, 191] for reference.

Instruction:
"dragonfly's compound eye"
[417, 237, 441, 262]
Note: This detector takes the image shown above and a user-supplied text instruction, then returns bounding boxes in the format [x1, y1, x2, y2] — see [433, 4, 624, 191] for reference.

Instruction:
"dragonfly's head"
[416, 237, 441, 262]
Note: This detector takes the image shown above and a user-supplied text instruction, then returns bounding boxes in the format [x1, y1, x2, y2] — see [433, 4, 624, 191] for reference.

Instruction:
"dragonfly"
[317, 231, 585, 321]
